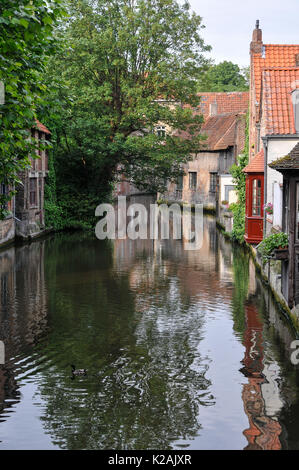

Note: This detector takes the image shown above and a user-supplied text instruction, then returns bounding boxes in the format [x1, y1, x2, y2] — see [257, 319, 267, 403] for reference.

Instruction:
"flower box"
[273, 247, 289, 260]
[264, 202, 273, 215]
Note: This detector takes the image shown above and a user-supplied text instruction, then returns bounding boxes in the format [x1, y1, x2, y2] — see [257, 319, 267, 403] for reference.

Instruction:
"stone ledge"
[247, 243, 299, 334]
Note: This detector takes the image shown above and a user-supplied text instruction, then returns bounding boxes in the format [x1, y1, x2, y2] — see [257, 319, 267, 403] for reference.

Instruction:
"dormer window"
[292, 89, 299, 133]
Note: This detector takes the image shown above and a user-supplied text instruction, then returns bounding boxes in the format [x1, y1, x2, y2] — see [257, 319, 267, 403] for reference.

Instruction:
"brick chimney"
[250, 20, 263, 55]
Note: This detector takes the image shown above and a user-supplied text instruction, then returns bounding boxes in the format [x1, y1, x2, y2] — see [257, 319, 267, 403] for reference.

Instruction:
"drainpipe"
[262, 136, 268, 237]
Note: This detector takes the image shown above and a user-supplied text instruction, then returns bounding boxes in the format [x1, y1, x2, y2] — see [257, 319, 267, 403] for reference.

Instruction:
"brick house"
[0, 119, 50, 247]
[246, 20, 299, 240]
[163, 92, 249, 209]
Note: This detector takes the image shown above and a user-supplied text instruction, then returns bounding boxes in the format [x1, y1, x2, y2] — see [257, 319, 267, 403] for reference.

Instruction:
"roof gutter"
[262, 134, 299, 140]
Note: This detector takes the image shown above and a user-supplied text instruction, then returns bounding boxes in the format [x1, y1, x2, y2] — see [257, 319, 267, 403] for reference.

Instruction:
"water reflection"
[0, 196, 298, 449]
[240, 301, 282, 450]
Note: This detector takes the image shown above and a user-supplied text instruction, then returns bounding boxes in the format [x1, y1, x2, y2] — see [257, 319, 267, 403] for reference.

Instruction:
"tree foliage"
[0, 0, 65, 219]
[0, 0, 67, 219]
[39, 0, 211, 227]
[230, 112, 249, 243]
[198, 61, 249, 92]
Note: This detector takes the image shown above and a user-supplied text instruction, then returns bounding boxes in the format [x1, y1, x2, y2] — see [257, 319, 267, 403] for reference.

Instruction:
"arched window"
[292, 90, 299, 133]
[252, 179, 262, 216]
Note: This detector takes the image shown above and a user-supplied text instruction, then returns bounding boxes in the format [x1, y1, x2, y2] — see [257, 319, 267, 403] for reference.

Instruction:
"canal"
[0, 198, 299, 450]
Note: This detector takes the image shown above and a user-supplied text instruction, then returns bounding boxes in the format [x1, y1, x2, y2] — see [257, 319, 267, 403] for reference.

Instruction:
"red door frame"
[244, 172, 264, 244]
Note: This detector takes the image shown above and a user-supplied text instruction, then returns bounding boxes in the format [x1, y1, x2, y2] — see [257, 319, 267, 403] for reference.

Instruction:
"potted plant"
[258, 232, 289, 264]
[264, 202, 273, 215]
[221, 200, 229, 209]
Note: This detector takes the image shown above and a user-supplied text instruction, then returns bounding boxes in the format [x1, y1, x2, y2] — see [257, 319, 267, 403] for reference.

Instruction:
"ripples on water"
[0, 197, 299, 449]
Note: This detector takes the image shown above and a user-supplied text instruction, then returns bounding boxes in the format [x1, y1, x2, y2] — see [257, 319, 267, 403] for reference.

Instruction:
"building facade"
[0, 120, 50, 247]
[246, 21, 299, 313]
[243, 149, 265, 244]
[163, 92, 249, 209]
[247, 21, 299, 238]
[270, 143, 299, 310]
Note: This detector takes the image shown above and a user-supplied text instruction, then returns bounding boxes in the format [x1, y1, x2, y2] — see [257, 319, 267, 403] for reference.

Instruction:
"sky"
[188, 0, 299, 67]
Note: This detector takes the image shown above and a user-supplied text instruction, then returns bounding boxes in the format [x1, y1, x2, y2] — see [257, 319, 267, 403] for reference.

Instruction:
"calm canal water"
[0, 196, 299, 450]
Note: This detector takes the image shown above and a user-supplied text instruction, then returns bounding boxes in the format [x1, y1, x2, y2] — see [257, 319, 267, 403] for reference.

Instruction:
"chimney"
[209, 102, 218, 117]
[250, 20, 263, 55]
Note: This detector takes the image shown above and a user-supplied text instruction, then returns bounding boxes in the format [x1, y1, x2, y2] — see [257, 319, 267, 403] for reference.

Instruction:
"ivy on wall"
[229, 111, 249, 243]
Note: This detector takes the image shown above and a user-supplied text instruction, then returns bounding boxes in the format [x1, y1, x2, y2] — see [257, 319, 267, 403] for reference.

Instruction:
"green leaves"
[19, 18, 29, 28]
[198, 61, 249, 92]
[258, 232, 289, 264]
[0, 0, 66, 219]
[42, 0, 209, 199]
[230, 112, 249, 243]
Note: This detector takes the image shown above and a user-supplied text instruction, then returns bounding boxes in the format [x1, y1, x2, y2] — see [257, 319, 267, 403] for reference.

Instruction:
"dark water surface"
[0, 198, 299, 449]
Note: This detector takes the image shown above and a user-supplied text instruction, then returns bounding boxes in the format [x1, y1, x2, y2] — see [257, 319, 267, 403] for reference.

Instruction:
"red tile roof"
[201, 113, 239, 150]
[262, 67, 299, 135]
[243, 149, 264, 173]
[173, 92, 248, 151]
[175, 112, 245, 151]
[35, 119, 51, 135]
[197, 92, 249, 119]
[252, 45, 299, 116]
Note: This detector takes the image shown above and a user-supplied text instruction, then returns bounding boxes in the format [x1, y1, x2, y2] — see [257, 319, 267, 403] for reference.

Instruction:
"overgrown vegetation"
[39, 0, 211, 229]
[229, 112, 249, 243]
[257, 232, 289, 264]
[0, 0, 66, 219]
[1, 1, 252, 232]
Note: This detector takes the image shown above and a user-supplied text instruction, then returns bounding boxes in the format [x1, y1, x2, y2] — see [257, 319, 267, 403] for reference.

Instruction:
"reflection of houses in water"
[0, 241, 48, 352]
[112, 202, 233, 302]
[0, 240, 48, 421]
[0, 367, 20, 415]
[218, 234, 234, 285]
[240, 301, 282, 450]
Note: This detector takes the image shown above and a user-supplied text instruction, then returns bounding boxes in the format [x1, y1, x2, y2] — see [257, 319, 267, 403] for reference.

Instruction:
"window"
[0, 183, 8, 211]
[189, 172, 197, 190]
[210, 172, 217, 193]
[29, 178, 37, 207]
[1, 183, 7, 196]
[38, 134, 42, 156]
[292, 90, 299, 133]
[296, 182, 299, 241]
[177, 175, 183, 190]
[156, 126, 166, 138]
[252, 179, 262, 216]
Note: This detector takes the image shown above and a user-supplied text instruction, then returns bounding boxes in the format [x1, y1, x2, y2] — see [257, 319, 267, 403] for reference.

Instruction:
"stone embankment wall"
[0, 217, 15, 248]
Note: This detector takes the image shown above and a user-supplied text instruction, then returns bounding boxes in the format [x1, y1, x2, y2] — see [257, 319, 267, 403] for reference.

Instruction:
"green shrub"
[229, 111, 249, 243]
[257, 232, 289, 264]
[230, 202, 246, 243]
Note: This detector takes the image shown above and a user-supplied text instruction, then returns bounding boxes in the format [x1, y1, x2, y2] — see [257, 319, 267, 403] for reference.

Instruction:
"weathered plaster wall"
[265, 138, 299, 235]
[219, 175, 238, 204]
